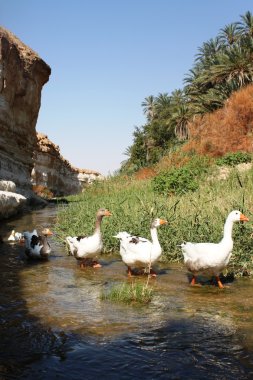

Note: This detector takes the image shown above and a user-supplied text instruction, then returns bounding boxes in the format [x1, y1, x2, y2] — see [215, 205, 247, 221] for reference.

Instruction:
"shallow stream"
[0, 205, 253, 379]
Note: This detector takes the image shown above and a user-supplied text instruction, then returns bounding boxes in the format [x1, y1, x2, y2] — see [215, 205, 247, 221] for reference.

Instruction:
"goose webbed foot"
[216, 276, 228, 289]
[149, 268, 157, 278]
[189, 275, 202, 287]
[92, 260, 102, 268]
[144, 267, 157, 277]
[80, 258, 101, 268]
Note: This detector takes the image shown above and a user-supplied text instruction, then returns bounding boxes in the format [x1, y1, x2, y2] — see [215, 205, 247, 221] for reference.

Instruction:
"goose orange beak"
[240, 213, 249, 222]
[159, 219, 168, 225]
[105, 210, 112, 216]
[42, 228, 54, 236]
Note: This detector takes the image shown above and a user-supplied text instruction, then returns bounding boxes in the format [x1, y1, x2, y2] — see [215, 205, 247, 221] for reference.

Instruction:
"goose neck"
[150, 227, 159, 244]
[223, 218, 234, 240]
[94, 215, 103, 234]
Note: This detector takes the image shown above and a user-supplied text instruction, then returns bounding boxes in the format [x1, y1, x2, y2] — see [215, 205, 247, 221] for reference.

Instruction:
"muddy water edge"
[0, 204, 253, 379]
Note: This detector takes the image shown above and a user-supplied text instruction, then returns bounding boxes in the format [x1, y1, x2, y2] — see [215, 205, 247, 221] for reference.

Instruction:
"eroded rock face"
[32, 133, 103, 196]
[0, 27, 51, 193]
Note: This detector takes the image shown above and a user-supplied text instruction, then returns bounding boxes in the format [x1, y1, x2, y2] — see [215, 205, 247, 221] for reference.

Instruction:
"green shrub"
[216, 152, 252, 167]
[188, 155, 211, 175]
[152, 154, 212, 196]
[152, 166, 199, 195]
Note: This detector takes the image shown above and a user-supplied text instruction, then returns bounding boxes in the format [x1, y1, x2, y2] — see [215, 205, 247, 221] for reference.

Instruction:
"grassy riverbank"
[54, 161, 253, 277]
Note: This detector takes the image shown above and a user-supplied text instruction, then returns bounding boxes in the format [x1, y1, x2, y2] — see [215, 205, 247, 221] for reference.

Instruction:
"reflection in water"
[0, 205, 253, 379]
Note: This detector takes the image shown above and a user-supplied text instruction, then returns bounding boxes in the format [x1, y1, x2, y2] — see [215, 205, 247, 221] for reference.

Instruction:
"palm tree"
[170, 89, 185, 106]
[123, 146, 132, 158]
[191, 87, 229, 114]
[141, 95, 156, 122]
[170, 104, 190, 140]
[201, 45, 253, 88]
[184, 68, 200, 87]
[218, 23, 241, 46]
[195, 37, 222, 65]
[155, 93, 171, 108]
[238, 11, 253, 37]
[184, 68, 204, 100]
[154, 93, 172, 120]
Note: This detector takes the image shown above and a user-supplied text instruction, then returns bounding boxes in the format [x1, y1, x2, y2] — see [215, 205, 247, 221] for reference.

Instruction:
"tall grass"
[55, 166, 253, 276]
[55, 176, 172, 252]
[101, 278, 154, 305]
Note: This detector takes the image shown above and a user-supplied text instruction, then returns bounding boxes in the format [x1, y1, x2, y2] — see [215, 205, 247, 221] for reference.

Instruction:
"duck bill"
[240, 214, 249, 222]
[43, 229, 53, 236]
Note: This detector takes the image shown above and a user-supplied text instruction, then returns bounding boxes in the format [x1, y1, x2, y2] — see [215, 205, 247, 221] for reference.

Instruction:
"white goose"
[23, 228, 53, 259]
[179, 210, 249, 288]
[114, 218, 167, 277]
[7, 230, 24, 242]
[66, 208, 112, 268]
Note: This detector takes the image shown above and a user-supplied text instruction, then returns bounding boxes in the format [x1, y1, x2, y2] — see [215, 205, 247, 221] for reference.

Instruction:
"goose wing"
[23, 229, 38, 249]
[66, 236, 79, 255]
[181, 241, 232, 271]
[119, 234, 153, 264]
[66, 234, 102, 258]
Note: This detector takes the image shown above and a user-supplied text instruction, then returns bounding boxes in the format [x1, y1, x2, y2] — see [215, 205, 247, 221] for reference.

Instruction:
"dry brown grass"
[183, 84, 253, 157]
[134, 167, 157, 180]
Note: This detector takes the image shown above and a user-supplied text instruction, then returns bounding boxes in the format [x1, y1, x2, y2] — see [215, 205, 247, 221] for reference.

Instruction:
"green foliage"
[183, 154, 212, 174]
[54, 177, 171, 254]
[101, 281, 153, 305]
[152, 167, 199, 195]
[152, 155, 211, 195]
[216, 152, 252, 166]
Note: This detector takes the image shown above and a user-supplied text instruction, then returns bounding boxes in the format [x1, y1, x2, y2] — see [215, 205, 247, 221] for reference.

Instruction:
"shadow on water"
[0, 205, 253, 379]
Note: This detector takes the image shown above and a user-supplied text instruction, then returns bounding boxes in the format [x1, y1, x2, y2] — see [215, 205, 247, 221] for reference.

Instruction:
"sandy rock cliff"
[0, 26, 51, 193]
[32, 133, 103, 196]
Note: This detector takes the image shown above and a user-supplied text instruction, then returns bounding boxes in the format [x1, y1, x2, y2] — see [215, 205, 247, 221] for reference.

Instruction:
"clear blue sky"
[2, 1, 253, 175]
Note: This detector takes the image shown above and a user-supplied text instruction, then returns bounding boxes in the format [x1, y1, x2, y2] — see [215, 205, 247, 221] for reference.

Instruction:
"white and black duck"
[23, 228, 53, 259]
